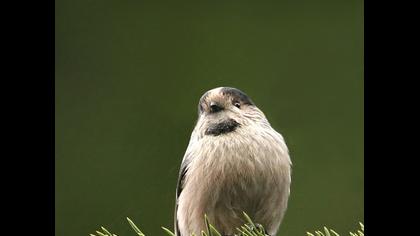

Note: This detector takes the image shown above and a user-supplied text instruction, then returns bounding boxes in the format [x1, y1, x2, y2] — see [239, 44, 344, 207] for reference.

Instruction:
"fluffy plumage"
[175, 87, 291, 236]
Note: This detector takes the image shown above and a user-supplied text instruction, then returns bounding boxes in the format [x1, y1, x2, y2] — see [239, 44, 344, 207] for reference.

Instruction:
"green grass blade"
[236, 227, 244, 235]
[329, 229, 339, 236]
[242, 212, 256, 229]
[204, 215, 212, 236]
[161, 227, 176, 236]
[96, 231, 107, 236]
[127, 217, 145, 236]
[241, 225, 257, 236]
[101, 226, 113, 236]
[209, 224, 222, 236]
[323, 227, 331, 236]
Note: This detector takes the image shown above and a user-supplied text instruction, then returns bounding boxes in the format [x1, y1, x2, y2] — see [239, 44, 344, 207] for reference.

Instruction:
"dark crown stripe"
[220, 87, 254, 105]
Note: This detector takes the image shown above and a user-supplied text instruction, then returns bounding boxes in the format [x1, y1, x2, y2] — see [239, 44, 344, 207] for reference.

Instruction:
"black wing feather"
[174, 159, 190, 236]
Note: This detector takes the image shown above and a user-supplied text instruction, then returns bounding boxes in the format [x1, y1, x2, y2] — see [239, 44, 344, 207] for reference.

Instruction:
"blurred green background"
[55, 1, 363, 236]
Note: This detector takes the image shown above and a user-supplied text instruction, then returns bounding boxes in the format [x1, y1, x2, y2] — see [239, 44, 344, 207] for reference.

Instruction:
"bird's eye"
[209, 102, 223, 113]
[234, 102, 241, 108]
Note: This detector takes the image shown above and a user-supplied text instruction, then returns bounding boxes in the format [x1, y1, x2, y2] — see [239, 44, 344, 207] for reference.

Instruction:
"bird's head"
[196, 87, 268, 136]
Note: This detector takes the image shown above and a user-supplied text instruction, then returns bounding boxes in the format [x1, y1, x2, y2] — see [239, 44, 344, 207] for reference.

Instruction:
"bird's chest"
[178, 130, 290, 236]
[187, 133, 281, 205]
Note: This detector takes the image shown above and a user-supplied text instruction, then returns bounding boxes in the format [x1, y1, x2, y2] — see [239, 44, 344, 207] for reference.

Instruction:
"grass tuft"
[90, 212, 363, 236]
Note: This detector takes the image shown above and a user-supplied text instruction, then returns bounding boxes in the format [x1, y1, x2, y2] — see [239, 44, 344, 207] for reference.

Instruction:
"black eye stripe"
[209, 102, 223, 113]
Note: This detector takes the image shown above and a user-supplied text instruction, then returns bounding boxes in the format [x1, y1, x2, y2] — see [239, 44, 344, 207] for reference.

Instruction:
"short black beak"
[209, 102, 223, 113]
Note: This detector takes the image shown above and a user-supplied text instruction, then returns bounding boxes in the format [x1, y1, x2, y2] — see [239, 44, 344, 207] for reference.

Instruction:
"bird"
[174, 87, 291, 236]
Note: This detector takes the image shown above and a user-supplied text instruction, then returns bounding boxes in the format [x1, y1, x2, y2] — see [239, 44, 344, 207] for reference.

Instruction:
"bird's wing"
[174, 153, 191, 236]
[174, 127, 200, 236]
